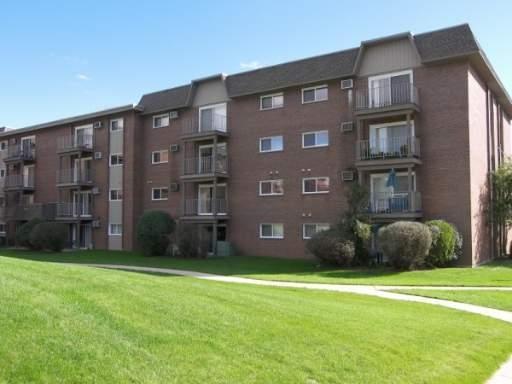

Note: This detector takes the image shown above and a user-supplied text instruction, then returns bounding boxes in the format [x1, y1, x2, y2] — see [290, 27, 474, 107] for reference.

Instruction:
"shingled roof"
[136, 24, 508, 113]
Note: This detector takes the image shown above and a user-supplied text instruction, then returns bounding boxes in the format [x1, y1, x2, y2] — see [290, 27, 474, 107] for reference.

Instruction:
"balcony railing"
[357, 136, 420, 161]
[182, 113, 227, 136]
[369, 192, 422, 214]
[55, 202, 92, 218]
[57, 134, 93, 153]
[355, 83, 419, 111]
[5, 144, 36, 162]
[183, 156, 228, 176]
[183, 199, 228, 216]
[56, 168, 93, 186]
[4, 174, 35, 189]
[5, 203, 56, 221]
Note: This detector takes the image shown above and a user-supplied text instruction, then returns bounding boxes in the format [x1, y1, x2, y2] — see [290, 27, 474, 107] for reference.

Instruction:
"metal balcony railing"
[5, 203, 56, 221]
[57, 134, 93, 153]
[355, 83, 419, 111]
[356, 136, 420, 161]
[183, 199, 228, 216]
[183, 156, 228, 176]
[181, 113, 227, 135]
[4, 174, 34, 189]
[5, 144, 36, 162]
[368, 192, 422, 214]
[55, 202, 92, 218]
[56, 168, 93, 185]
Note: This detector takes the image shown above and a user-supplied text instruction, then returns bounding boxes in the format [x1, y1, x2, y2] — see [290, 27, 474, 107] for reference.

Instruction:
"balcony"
[356, 136, 421, 168]
[4, 145, 36, 163]
[5, 203, 56, 221]
[182, 199, 228, 219]
[368, 192, 422, 220]
[181, 113, 228, 140]
[57, 134, 94, 154]
[55, 202, 93, 220]
[56, 168, 93, 187]
[182, 156, 228, 180]
[4, 174, 35, 191]
[355, 83, 419, 115]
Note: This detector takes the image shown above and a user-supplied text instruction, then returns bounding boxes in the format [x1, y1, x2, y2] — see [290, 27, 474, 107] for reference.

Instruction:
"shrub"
[136, 211, 176, 256]
[176, 224, 209, 258]
[16, 218, 44, 248]
[306, 229, 355, 266]
[30, 222, 67, 252]
[425, 220, 461, 267]
[378, 221, 432, 270]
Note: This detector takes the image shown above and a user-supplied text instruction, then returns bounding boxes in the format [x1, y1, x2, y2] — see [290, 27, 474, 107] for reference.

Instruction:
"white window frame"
[153, 113, 170, 129]
[260, 93, 284, 110]
[302, 130, 329, 149]
[109, 189, 123, 201]
[110, 118, 124, 132]
[368, 70, 413, 107]
[108, 223, 123, 236]
[259, 179, 284, 196]
[301, 84, 328, 104]
[152, 187, 169, 201]
[151, 150, 169, 164]
[259, 223, 284, 239]
[302, 177, 330, 194]
[302, 223, 330, 240]
[109, 153, 123, 167]
[198, 103, 227, 132]
[259, 135, 283, 153]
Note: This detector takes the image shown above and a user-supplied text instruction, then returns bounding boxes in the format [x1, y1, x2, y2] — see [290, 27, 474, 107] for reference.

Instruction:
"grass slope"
[394, 289, 512, 312]
[1, 256, 512, 383]
[3, 249, 512, 287]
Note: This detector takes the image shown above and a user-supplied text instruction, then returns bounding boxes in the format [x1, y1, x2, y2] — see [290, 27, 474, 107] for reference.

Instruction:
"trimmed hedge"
[16, 218, 44, 248]
[306, 229, 355, 266]
[136, 211, 176, 256]
[425, 220, 460, 267]
[30, 222, 67, 252]
[378, 221, 432, 270]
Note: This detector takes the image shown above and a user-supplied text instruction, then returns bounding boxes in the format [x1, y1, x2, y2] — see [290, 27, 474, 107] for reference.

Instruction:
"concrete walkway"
[84, 263, 512, 384]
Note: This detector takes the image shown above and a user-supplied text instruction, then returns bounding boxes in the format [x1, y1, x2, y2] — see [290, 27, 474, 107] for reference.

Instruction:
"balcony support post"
[408, 166, 414, 212]
[406, 112, 412, 156]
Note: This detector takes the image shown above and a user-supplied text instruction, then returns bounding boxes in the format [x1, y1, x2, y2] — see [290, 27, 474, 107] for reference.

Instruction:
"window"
[303, 177, 330, 194]
[260, 93, 284, 110]
[0, 142, 6, 151]
[259, 136, 283, 153]
[151, 150, 169, 164]
[199, 103, 227, 132]
[302, 85, 328, 104]
[109, 189, 123, 201]
[153, 113, 170, 128]
[109, 223, 122, 236]
[368, 70, 413, 108]
[152, 187, 169, 201]
[109, 153, 123, 166]
[303, 223, 330, 239]
[0, 169, 4, 178]
[110, 118, 124, 132]
[0, 223, 6, 234]
[302, 131, 329, 148]
[259, 179, 284, 196]
[260, 223, 284, 239]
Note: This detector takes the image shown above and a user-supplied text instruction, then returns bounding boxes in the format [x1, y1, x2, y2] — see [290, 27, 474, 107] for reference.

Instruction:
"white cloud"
[75, 73, 91, 81]
[240, 61, 262, 70]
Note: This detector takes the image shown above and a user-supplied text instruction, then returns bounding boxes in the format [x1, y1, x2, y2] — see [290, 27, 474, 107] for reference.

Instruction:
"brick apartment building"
[0, 24, 510, 266]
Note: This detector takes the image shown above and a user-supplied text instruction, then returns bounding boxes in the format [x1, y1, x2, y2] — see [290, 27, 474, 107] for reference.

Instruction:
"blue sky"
[1, 0, 511, 128]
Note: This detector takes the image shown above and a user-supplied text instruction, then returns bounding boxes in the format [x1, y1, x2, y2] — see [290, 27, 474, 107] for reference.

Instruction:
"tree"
[136, 211, 176, 256]
[492, 160, 512, 257]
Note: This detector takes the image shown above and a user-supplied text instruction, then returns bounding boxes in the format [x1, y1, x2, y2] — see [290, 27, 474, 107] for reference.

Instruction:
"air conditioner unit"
[92, 220, 101, 228]
[170, 144, 180, 153]
[341, 79, 354, 90]
[92, 187, 100, 195]
[94, 151, 102, 160]
[341, 171, 355, 182]
[169, 111, 179, 119]
[341, 121, 354, 133]
[93, 121, 103, 129]
[170, 182, 180, 192]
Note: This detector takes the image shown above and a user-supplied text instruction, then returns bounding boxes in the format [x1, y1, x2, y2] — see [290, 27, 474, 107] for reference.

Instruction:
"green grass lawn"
[1, 256, 512, 383]
[2, 249, 512, 287]
[393, 289, 512, 312]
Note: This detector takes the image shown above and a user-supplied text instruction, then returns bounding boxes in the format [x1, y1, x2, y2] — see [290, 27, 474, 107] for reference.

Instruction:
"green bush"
[425, 220, 460, 267]
[378, 221, 432, 270]
[16, 218, 44, 248]
[306, 229, 355, 266]
[30, 222, 67, 252]
[176, 224, 209, 258]
[136, 211, 176, 256]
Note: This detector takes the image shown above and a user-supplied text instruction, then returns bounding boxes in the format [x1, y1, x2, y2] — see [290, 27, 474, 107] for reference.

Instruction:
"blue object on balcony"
[386, 168, 397, 189]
